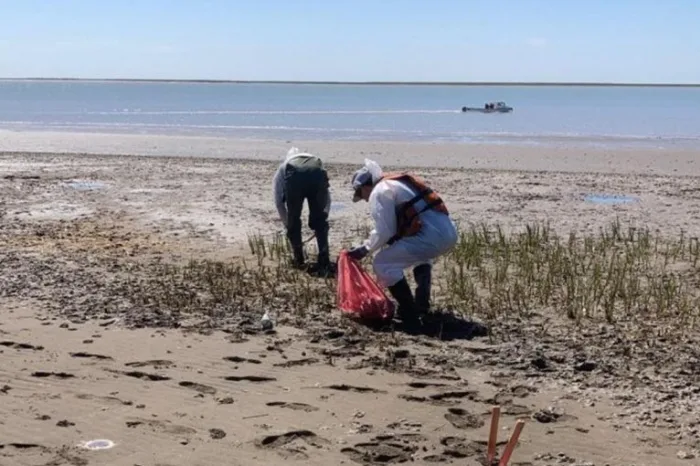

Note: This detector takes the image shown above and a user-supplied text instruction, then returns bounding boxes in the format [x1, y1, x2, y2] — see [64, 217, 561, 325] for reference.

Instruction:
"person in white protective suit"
[347, 159, 458, 328]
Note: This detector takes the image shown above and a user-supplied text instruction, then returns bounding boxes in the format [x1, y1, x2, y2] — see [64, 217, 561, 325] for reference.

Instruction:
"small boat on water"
[461, 101, 513, 113]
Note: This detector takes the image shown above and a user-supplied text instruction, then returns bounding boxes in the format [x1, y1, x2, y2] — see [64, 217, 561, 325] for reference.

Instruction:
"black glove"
[348, 245, 369, 261]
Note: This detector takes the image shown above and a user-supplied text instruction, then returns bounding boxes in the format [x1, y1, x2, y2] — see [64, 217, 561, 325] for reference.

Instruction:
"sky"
[0, 0, 698, 83]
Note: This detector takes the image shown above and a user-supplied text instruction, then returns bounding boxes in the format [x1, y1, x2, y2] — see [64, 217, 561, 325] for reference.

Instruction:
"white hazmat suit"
[356, 159, 458, 288]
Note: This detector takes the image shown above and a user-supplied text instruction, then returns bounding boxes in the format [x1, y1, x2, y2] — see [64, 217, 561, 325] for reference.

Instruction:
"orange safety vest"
[380, 172, 449, 244]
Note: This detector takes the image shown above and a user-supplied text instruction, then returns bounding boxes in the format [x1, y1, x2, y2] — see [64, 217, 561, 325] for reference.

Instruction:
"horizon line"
[0, 77, 699, 87]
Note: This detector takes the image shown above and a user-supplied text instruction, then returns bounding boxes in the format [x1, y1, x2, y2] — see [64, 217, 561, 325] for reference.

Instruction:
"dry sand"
[2, 135, 700, 466]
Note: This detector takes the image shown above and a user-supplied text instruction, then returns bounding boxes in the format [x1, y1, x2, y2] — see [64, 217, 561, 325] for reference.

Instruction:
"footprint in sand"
[273, 358, 319, 368]
[510, 384, 535, 398]
[501, 404, 532, 416]
[0, 443, 57, 462]
[398, 389, 477, 406]
[0, 443, 45, 450]
[209, 428, 226, 440]
[0, 341, 44, 351]
[125, 418, 196, 436]
[179, 381, 217, 395]
[122, 370, 171, 381]
[256, 430, 329, 460]
[341, 434, 420, 465]
[487, 386, 535, 405]
[444, 408, 485, 429]
[222, 356, 261, 364]
[374, 433, 427, 443]
[266, 401, 319, 412]
[430, 390, 478, 402]
[224, 375, 276, 382]
[325, 384, 387, 394]
[321, 347, 365, 358]
[532, 407, 577, 423]
[75, 393, 133, 406]
[124, 359, 174, 368]
[405, 381, 449, 388]
[70, 352, 113, 360]
[31, 371, 75, 379]
[422, 436, 488, 462]
[399, 394, 453, 405]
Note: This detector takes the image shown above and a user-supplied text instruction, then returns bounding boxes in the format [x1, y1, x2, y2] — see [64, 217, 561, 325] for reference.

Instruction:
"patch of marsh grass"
[438, 219, 700, 331]
[129, 240, 336, 323]
[129, 220, 700, 335]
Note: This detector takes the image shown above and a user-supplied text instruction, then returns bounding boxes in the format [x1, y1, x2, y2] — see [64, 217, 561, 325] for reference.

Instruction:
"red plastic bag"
[337, 250, 395, 322]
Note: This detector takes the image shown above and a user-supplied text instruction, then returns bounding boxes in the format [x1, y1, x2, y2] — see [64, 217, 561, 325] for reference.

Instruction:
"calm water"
[1, 80, 699, 149]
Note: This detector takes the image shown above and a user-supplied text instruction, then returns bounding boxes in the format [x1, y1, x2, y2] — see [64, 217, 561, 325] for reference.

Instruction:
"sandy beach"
[2, 135, 700, 466]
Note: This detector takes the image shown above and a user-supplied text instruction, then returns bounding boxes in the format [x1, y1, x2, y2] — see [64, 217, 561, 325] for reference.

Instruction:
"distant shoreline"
[1, 77, 699, 87]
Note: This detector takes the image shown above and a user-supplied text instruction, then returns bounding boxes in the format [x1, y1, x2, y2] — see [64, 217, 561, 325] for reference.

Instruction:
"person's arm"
[272, 163, 288, 227]
[319, 163, 332, 215]
[324, 188, 332, 215]
[363, 183, 397, 253]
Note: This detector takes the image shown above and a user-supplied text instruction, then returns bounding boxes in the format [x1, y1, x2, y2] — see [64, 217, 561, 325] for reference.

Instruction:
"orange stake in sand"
[498, 419, 525, 466]
[487, 406, 500, 464]
[484, 406, 526, 466]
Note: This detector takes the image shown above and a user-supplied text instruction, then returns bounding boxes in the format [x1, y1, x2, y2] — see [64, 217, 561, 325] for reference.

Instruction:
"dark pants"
[284, 156, 330, 264]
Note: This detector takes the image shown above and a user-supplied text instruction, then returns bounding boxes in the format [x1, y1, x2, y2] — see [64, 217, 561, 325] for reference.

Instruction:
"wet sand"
[2, 139, 700, 466]
[2, 129, 700, 176]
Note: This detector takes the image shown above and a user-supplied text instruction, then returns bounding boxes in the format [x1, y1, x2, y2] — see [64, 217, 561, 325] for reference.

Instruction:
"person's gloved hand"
[348, 245, 369, 261]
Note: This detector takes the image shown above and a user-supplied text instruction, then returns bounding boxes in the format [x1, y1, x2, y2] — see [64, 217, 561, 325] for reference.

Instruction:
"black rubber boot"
[291, 244, 306, 269]
[313, 228, 333, 276]
[413, 264, 432, 315]
[388, 278, 422, 332]
[316, 229, 330, 263]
